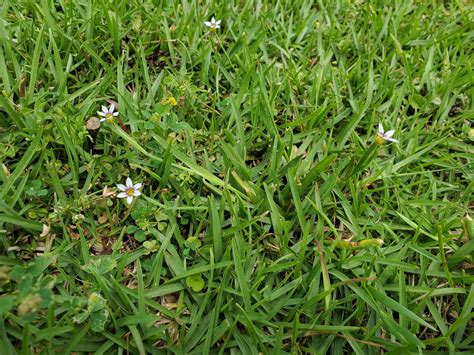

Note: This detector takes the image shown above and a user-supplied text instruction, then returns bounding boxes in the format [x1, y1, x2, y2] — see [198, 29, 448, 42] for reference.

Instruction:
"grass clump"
[0, 0, 473, 353]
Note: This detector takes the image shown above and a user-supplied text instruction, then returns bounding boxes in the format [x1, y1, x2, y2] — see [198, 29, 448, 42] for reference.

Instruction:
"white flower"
[376, 122, 398, 144]
[117, 177, 142, 205]
[204, 17, 221, 30]
[97, 103, 119, 123]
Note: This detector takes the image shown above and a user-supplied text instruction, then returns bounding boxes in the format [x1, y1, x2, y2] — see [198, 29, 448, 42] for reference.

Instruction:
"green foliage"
[142, 240, 159, 255]
[82, 256, 117, 275]
[0, 257, 55, 320]
[73, 292, 110, 332]
[0, 0, 473, 353]
[186, 275, 205, 292]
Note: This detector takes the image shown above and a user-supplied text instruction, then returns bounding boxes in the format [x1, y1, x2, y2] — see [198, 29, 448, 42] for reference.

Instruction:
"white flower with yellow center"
[117, 177, 142, 205]
[375, 122, 398, 144]
[98, 104, 119, 123]
[204, 17, 221, 31]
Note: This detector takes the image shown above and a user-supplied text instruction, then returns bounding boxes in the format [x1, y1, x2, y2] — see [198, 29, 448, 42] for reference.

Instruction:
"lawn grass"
[0, 0, 473, 353]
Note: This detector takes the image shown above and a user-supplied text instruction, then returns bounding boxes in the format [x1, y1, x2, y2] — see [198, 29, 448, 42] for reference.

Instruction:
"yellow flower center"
[106, 113, 114, 122]
[375, 135, 385, 145]
[126, 188, 134, 196]
[168, 96, 177, 106]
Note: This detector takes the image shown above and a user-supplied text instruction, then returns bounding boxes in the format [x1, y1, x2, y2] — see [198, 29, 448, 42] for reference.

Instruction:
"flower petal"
[117, 184, 127, 191]
[384, 130, 395, 138]
[117, 192, 128, 198]
[126, 177, 133, 188]
[102, 105, 108, 113]
[378, 122, 384, 135]
[211, 17, 215, 23]
[133, 189, 141, 197]
[113, 112, 119, 116]
[133, 182, 142, 190]
[126, 196, 134, 205]
[97, 111, 106, 117]
[215, 24, 221, 28]
[204, 21, 212, 27]
[216, 20, 221, 25]
[386, 137, 399, 143]
[110, 103, 115, 113]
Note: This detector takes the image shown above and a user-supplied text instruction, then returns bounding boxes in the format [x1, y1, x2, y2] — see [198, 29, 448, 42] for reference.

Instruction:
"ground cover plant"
[0, 0, 473, 353]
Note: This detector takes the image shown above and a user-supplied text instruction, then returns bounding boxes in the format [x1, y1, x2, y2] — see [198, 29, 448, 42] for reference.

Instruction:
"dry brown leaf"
[102, 186, 115, 197]
[67, 226, 80, 239]
[86, 117, 101, 131]
[167, 321, 180, 344]
[40, 224, 50, 238]
[98, 213, 108, 224]
[2, 164, 10, 176]
[161, 293, 178, 310]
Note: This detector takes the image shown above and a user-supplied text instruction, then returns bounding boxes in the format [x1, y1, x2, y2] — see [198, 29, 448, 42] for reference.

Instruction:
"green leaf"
[38, 288, 53, 308]
[82, 256, 117, 275]
[131, 199, 149, 220]
[134, 230, 146, 242]
[87, 292, 107, 313]
[0, 214, 43, 232]
[144, 121, 155, 130]
[127, 225, 139, 234]
[186, 275, 205, 292]
[27, 256, 55, 277]
[90, 309, 109, 332]
[73, 310, 90, 324]
[0, 295, 15, 314]
[367, 286, 436, 331]
[18, 274, 33, 297]
[184, 236, 202, 251]
[143, 240, 159, 254]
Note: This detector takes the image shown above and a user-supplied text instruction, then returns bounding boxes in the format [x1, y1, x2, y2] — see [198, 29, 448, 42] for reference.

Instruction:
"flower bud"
[18, 294, 41, 316]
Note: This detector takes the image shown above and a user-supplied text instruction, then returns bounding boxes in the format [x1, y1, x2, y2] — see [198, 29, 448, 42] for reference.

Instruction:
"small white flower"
[117, 177, 142, 205]
[97, 103, 119, 123]
[204, 17, 221, 30]
[376, 122, 398, 144]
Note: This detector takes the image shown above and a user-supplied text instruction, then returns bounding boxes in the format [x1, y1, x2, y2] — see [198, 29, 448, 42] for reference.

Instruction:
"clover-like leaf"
[73, 310, 90, 324]
[82, 256, 117, 275]
[186, 275, 205, 292]
[185, 237, 202, 251]
[134, 230, 146, 242]
[90, 308, 109, 332]
[131, 199, 148, 220]
[143, 240, 159, 255]
[0, 295, 15, 315]
[87, 292, 107, 313]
